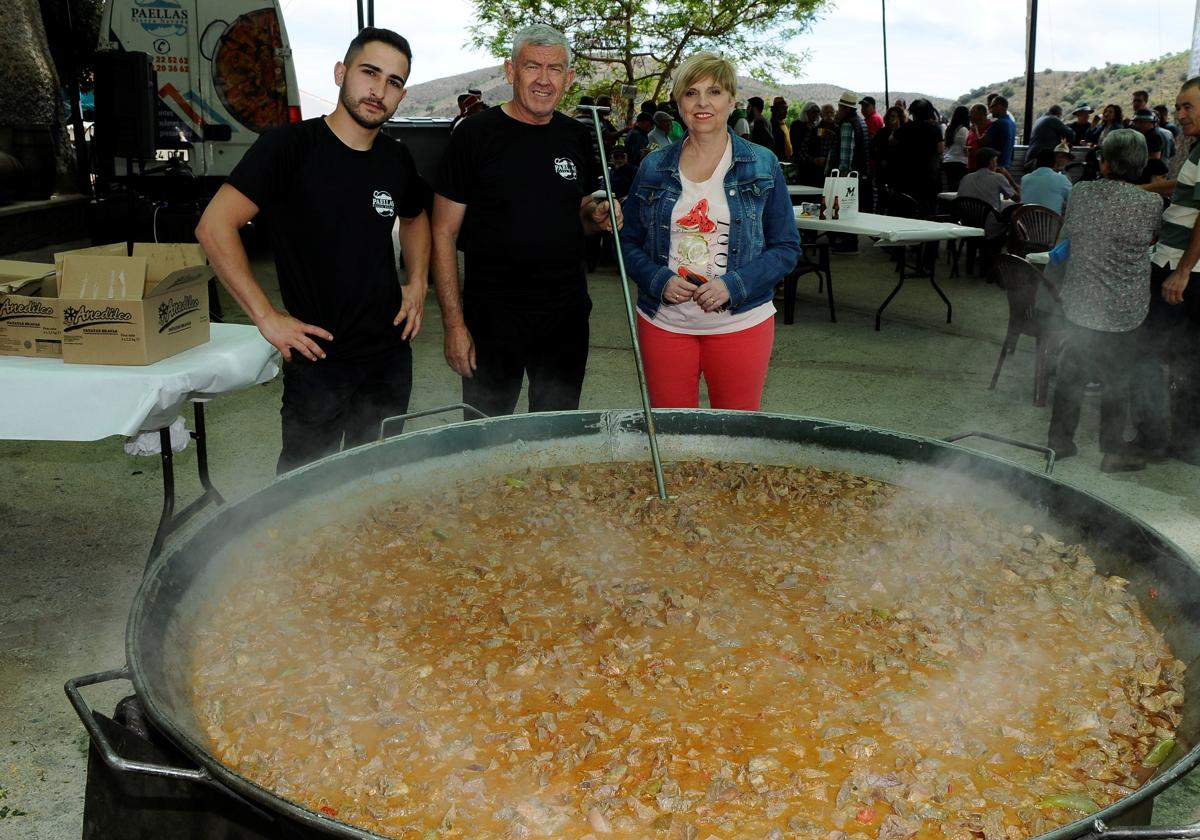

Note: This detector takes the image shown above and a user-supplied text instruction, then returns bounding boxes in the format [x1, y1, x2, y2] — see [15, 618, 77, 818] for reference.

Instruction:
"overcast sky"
[282, 0, 1197, 108]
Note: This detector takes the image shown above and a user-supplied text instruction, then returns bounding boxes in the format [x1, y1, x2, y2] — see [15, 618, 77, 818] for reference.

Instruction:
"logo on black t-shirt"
[373, 190, 395, 217]
[554, 158, 578, 180]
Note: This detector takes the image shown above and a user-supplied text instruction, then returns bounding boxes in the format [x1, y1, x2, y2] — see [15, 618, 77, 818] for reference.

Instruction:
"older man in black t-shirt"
[432, 24, 620, 417]
[196, 27, 431, 473]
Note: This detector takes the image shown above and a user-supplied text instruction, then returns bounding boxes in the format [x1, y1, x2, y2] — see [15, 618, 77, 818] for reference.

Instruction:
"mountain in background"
[344, 49, 1187, 126]
[953, 50, 1189, 125]
[391, 65, 953, 120]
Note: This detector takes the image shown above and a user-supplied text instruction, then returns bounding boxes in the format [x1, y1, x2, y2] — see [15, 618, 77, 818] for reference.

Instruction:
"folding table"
[795, 209, 984, 329]
[0, 323, 280, 563]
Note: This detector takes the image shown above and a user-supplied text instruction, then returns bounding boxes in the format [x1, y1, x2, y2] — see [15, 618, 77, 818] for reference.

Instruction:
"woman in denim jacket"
[619, 53, 800, 410]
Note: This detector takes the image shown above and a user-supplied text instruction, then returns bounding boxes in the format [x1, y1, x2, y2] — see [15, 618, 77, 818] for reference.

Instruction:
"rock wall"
[0, 0, 76, 192]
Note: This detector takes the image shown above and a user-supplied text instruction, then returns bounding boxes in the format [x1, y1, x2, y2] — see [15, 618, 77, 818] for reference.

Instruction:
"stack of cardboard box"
[0, 243, 213, 365]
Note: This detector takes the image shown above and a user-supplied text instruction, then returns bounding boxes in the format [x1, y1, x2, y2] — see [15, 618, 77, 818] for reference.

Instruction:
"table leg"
[876, 242, 953, 330]
[929, 275, 953, 324]
[924, 244, 953, 324]
[193, 403, 224, 504]
[144, 403, 227, 571]
[147, 428, 176, 565]
[876, 277, 905, 331]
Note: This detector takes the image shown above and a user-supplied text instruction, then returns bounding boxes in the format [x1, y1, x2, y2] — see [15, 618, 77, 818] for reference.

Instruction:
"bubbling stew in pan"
[191, 461, 1184, 839]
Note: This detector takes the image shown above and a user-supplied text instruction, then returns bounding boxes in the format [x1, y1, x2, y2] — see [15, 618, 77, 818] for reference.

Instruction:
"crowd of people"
[194, 22, 1200, 477]
[698, 83, 1196, 474]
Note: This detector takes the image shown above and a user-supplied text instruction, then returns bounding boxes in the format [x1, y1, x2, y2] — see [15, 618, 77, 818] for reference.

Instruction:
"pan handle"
[378, 403, 489, 440]
[942, 431, 1056, 474]
[64, 668, 211, 783]
[1081, 818, 1200, 840]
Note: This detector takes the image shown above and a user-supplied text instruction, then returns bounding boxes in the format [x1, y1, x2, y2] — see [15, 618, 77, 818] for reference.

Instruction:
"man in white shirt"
[957, 147, 1018, 235]
[647, 112, 674, 150]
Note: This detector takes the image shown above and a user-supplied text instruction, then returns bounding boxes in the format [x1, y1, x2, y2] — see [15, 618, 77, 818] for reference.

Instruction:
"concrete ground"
[2, 236, 1198, 838]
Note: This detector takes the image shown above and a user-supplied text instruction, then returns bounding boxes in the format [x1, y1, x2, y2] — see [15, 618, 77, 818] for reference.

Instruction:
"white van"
[97, 0, 301, 181]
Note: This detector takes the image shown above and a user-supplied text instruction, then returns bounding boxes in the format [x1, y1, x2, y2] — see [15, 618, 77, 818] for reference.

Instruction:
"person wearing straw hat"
[1053, 138, 1074, 171]
[1069, 103, 1094, 145]
[826, 90, 871, 251]
[827, 90, 869, 178]
[431, 24, 620, 418]
[618, 52, 799, 411]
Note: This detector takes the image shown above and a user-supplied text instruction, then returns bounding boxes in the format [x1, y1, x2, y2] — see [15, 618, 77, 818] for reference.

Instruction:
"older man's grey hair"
[511, 24, 572, 65]
[1101, 128, 1148, 182]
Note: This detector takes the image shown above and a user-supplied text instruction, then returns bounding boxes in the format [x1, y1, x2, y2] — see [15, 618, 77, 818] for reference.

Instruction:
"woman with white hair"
[1047, 129, 1163, 472]
[619, 52, 800, 410]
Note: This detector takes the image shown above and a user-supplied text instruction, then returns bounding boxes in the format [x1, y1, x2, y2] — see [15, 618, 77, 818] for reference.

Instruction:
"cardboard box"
[58, 243, 211, 365]
[51, 243, 128, 297]
[0, 259, 61, 358]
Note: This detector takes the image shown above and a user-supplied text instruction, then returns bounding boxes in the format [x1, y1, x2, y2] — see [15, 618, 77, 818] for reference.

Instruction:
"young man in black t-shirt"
[431, 24, 620, 418]
[196, 28, 431, 473]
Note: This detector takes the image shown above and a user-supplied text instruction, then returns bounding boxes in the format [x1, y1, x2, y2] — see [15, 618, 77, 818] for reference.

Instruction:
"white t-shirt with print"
[642, 137, 776, 335]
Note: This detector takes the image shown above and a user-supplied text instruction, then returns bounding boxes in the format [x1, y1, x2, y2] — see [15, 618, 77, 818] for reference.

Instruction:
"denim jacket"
[619, 129, 801, 319]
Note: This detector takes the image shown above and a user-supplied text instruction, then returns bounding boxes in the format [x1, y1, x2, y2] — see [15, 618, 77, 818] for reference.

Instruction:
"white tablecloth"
[787, 185, 824, 197]
[0, 323, 280, 441]
[794, 210, 983, 243]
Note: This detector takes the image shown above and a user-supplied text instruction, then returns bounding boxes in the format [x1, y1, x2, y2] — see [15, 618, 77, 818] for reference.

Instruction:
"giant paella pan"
[69, 410, 1200, 840]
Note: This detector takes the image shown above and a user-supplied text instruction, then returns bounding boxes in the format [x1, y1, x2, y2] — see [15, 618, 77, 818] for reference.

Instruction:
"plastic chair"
[887, 191, 926, 221]
[948, 196, 1006, 277]
[782, 233, 835, 324]
[1007, 204, 1063, 259]
[988, 253, 1064, 406]
[875, 192, 951, 331]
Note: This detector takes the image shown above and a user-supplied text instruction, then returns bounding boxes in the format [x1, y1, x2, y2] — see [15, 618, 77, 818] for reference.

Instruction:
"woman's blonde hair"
[671, 52, 737, 102]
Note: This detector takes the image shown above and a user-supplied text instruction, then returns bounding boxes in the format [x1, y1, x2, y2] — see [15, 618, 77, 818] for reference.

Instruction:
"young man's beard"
[342, 87, 391, 130]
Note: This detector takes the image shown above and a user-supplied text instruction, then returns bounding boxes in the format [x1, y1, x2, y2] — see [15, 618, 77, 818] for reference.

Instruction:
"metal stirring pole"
[578, 104, 668, 500]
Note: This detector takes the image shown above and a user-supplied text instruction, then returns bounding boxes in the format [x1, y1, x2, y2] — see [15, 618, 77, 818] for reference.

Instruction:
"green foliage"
[469, 0, 830, 107]
[956, 84, 988, 106]
[955, 51, 1188, 120]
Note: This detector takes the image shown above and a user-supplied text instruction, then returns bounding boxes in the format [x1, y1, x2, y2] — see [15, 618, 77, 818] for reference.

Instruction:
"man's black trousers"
[277, 343, 412, 474]
[462, 298, 591, 418]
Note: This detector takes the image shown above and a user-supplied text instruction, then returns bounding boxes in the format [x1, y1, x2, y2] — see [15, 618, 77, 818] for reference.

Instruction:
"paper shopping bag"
[821, 169, 860, 220]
